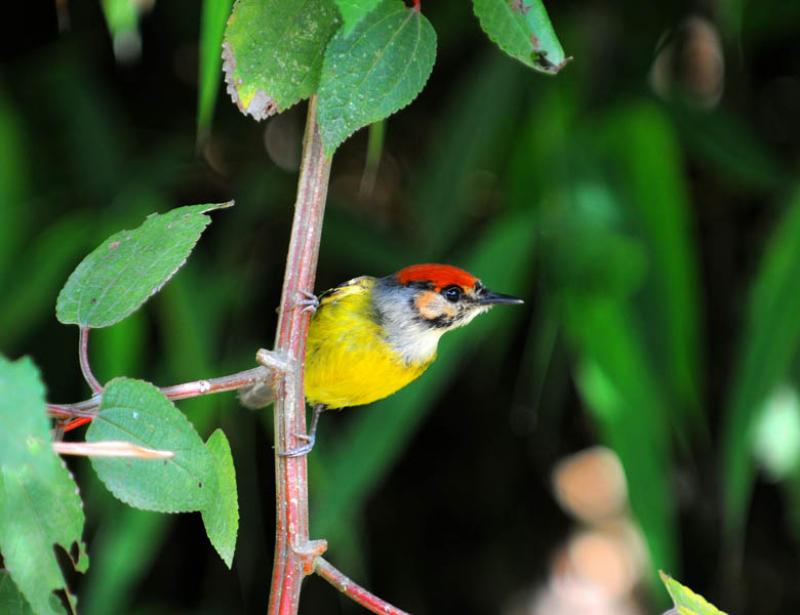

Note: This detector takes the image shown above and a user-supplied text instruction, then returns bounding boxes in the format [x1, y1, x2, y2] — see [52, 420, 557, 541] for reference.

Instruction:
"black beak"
[477, 290, 524, 306]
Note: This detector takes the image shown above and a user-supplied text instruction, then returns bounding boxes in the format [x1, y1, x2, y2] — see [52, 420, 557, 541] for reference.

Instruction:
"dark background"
[3, 0, 800, 613]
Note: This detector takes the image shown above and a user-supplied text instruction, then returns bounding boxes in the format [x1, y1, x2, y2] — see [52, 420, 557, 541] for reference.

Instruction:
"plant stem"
[267, 95, 331, 615]
[315, 558, 410, 615]
[159, 366, 270, 401]
[47, 366, 271, 417]
[79, 327, 103, 393]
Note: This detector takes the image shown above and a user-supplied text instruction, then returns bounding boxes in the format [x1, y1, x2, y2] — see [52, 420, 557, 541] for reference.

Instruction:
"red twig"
[79, 327, 103, 393]
[315, 558, 411, 615]
[61, 416, 93, 432]
[267, 95, 331, 615]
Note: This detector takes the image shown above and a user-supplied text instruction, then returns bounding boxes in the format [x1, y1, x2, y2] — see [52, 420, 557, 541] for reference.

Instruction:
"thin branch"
[47, 365, 274, 418]
[268, 95, 332, 615]
[159, 366, 273, 401]
[53, 440, 174, 459]
[79, 327, 103, 393]
[315, 558, 411, 615]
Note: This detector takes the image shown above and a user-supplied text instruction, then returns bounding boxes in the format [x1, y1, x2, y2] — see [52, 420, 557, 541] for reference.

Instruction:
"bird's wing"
[317, 276, 374, 307]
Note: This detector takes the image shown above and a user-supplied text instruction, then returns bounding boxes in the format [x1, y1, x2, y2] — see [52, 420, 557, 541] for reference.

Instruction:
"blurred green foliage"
[2, 0, 800, 613]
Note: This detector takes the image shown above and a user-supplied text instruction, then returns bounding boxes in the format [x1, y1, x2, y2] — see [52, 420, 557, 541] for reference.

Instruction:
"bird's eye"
[442, 285, 462, 303]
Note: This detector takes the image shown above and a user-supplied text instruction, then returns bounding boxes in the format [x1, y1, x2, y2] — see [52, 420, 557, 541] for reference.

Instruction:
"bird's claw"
[295, 290, 319, 314]
[255, 348, 292, 373]
[279, 434, 316, 458]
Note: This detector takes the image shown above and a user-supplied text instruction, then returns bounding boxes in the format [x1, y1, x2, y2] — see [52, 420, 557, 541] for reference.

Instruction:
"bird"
[242, 263, 523, 456]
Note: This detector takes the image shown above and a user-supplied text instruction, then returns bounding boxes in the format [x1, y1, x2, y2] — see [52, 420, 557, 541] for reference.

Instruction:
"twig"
[315, 558, 411, 615]
[47, 365, 273, 418]
[79, 327, 103, 393]
[159, 366, 273, 401]
[53, 440, 174, 459]
[267, 94, 332, 615]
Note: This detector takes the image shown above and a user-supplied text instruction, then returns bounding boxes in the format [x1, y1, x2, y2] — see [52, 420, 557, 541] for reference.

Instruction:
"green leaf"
[198, 0, 235, 138]
[56, 202, 231, 329]
[222, 0, 340, 120]
[0, 572, 36, 615]
[723, 189, 800, 537]
[334, 0, 380, 34]
[0, 356, 87, 615]
[83, 270, 235, 615]
[87, 378, 217, 513]
[472, 0, 569, 74]
[201, 429, 239, 568]
[318, 0, 436, 155]
[660, 571, 728, 615]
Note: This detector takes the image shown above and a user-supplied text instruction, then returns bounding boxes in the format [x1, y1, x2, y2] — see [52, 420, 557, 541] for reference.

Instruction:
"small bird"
[243, 263, 523, 456]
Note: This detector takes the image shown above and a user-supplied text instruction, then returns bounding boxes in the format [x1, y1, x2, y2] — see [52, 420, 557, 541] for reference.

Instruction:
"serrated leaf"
[201, 429, 239, 568]
[56, 202, 231, 328]
[660, 572, 728, 615]
[0, 356, 86, 615]
[472, 0, 569, 74]
[222, 0, 340, 120]
[87, 378, 217, 513]
[0, 572, 36, 615]
[318, 0, 436, 155]
[334, 0, 380, 34]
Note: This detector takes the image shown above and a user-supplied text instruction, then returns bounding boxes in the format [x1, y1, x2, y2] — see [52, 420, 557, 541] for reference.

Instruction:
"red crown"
[395, 263, 478, 291]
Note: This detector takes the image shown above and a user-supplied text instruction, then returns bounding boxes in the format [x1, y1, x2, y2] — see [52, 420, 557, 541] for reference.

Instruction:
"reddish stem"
[159, 367, 271, 401]
[62, 416, 94, 433]
[315, 558, 411, 615]
[79, 327, 103, 393]
[267, 95, 331, 615]
[48, 366, 271, 419]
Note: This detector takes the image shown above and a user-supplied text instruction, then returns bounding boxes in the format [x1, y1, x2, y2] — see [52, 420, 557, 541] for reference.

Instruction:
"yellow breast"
[304, 276, 435, 409]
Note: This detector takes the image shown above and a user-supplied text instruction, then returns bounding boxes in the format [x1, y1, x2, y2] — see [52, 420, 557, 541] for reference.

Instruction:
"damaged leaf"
[222, 0, 340, 120]
[473, 0, 569, 74]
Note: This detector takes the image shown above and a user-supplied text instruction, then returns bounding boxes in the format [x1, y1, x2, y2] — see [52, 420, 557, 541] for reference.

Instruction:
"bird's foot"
[255, 348, 292, 373]
[279, 433, 316, 458]
[295, 290, 319, 314]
